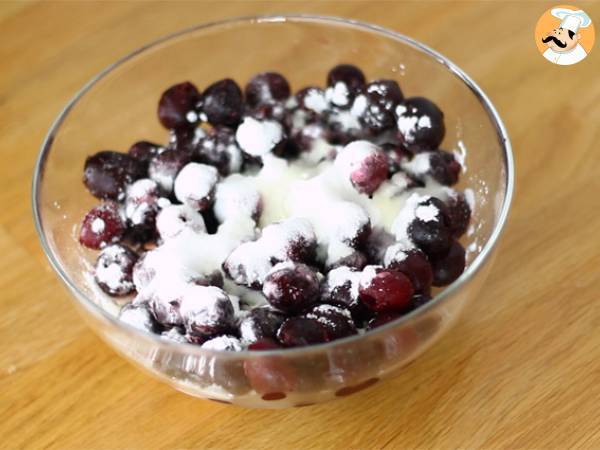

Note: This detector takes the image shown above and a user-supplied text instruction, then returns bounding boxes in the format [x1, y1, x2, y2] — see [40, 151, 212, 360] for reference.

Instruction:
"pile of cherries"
[79, 64, 470, 352]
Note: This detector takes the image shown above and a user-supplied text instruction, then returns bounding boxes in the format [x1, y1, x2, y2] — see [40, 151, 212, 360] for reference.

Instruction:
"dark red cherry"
[327, 64, 366, 92]
[127, 141, 163, 169]
[245, 72, 291, 107]
[157, 81, 201, 130]
[262, 263, 320, 314]
[277, 317, 329, 347]
[200, 78, 243, 127]
[305, 304, 358, 341]
[83, 151, 145, 200]
[395, 97, 445, 152]
[445, 193, 472, 238]
[430, 240, 466, 286]
[429, 150, 461, 186]
[79, 202, 125, 249]
[359, 269, 414, 312]
[386, 248, 433, 295]
[94, 244, 138, 296]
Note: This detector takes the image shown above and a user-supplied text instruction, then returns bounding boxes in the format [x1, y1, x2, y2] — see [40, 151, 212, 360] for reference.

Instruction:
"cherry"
[349, 148, 389, 195]
[277, 317, 329, 347]
[79, 202, 125, 249]
[262, 263, 320, 314]
[446, 193, 472, 238]
[244, 338, 297, 395]
[199, 336, 251, 395]
[365, 79, 404, 109]
[353, 94, 396, 134]
[157, 81, 201, 130]
[386, 246, 433, 295]
[83, 151, 145, 200]
[408, 197, 453, 256]
[194, 127, 243, 176]
[148, 149, 191, 194]
[94, 244, 138, 296]
[127, 141, 163, 170]
[358, 268, 414, 312]
[179, 286, 235, 339]
[296, 86, 329, 115]
[124, 179, 159, 243]
[430, 240, 466, 286]
[429, 149, 461, 186]
[327, 64, 366, 90]
[173, 163, 219, 211]
[328, 249, 368, 271]
[156, 204, 206, 240]
[200, 78, 243, 127]
[367, 312, 402, 330]
[119, 303, 158, 332]
[245, 72, 290, 107]
[395, 97, 445, 152]
[305, 304, 357, 341]
[239, 307, 285, 344]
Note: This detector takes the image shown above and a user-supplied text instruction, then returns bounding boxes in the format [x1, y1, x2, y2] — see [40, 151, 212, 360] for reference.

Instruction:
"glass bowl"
[32, 15, 514, 408]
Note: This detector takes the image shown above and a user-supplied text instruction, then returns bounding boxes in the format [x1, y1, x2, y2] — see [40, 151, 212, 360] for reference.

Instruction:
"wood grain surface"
[1, 1, 600, 449]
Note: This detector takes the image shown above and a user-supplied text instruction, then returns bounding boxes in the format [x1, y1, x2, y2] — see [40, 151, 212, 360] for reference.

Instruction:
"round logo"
[534, 5, 595, 66]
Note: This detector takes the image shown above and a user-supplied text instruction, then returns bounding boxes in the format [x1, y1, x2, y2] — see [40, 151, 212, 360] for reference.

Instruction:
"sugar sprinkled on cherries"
[94, 244, 138, 296]
[262, 262, 320, 314]
[245, 72, 291, 107]
[78, 63, 471, 360]
[79, 201, 125, 249]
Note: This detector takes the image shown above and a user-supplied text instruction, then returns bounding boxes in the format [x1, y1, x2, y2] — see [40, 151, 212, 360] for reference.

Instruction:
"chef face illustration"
[539, 7, 593, 66]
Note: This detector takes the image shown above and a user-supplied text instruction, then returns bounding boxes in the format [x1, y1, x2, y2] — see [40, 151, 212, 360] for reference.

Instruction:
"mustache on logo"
[542, 35, 567, 48]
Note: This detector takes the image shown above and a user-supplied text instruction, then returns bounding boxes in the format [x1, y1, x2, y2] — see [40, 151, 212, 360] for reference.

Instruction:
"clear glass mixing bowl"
[32, 15, 514, 408]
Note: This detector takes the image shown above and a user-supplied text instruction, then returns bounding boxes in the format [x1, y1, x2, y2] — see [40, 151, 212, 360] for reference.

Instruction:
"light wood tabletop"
[1, 1, 599, 449]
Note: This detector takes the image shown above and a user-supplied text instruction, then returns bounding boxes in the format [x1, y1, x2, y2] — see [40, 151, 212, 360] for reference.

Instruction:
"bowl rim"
[32, 14, 514, 358]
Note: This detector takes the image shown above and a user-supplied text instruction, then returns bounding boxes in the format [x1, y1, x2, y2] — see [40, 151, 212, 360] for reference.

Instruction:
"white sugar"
[383, 242, 414, 266]
[402, 152, 431, 176]
[391, 193, 430, 242]
[397, 115, 419, 142]
[156, 204, 206, 240]
[174, 163, 219, 208]
[464, 188, 476, 213]
[235, 117, 283, 156]
[202, 335, 242, 351]
[186, 111, 198, 123]
[418, 115, 432, 129]
[326, 82, 350, 107]
[213, 174, 261, 223]
[351, 95, 368, 117]
[359, 265, 379, 288]
[91, 218, 105, 234]
[415, 203, 439, 222]
[303, 88, 328, 113]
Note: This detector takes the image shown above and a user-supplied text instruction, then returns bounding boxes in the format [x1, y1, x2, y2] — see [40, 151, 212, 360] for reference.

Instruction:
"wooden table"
[2, 1, 599, 448]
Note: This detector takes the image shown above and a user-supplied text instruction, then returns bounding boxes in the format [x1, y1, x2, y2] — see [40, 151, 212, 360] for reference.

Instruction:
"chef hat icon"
[551, 8, 592, 33]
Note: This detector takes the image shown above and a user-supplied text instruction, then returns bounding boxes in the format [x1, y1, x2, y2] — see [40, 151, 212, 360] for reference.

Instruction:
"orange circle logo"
[534, 5, 595, 65]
